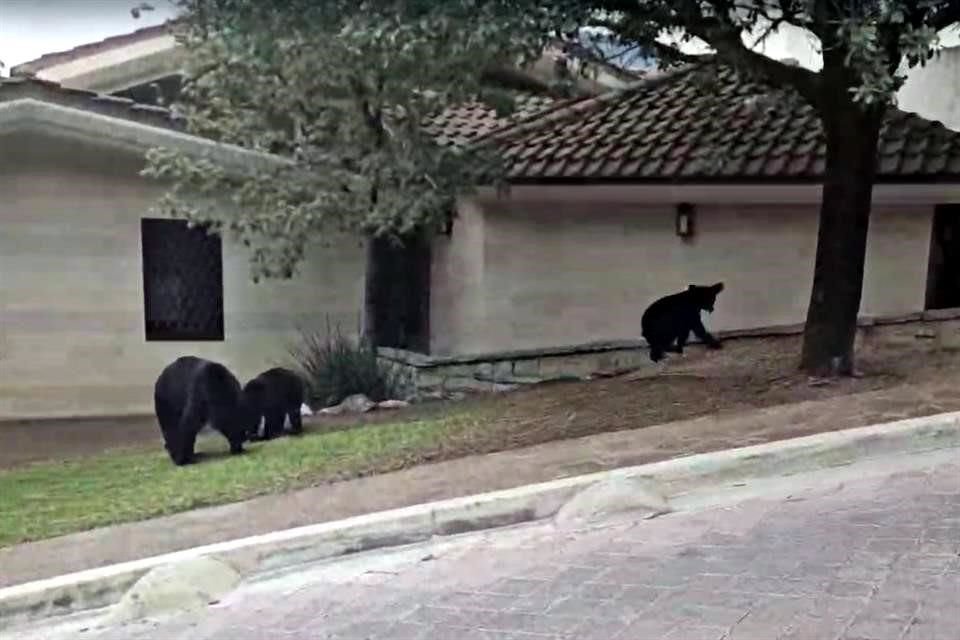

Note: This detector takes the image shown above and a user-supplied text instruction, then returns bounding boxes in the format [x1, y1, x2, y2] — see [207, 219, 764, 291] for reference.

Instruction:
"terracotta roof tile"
[492, 62, 960, 183]
[423, 95, 566, 147]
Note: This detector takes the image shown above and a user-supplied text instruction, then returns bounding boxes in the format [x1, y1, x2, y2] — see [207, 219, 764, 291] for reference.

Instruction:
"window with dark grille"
[141, 218, 225, 341]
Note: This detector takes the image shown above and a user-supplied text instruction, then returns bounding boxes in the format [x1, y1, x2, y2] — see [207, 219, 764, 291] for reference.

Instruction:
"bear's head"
[687, 282, 724, 312]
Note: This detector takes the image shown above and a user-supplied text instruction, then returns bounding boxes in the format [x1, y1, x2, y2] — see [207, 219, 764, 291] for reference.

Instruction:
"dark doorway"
[925, 204, 960, 310]
[369, 234, 432, 353]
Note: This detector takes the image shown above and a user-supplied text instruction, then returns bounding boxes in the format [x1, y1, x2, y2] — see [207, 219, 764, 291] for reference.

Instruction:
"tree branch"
[930, 3, 960, 33]
[647, 40, 715, 64]
[686, 18, 821, 104]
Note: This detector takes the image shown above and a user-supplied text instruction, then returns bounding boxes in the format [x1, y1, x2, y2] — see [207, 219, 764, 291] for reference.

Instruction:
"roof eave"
[503, 174, 960, 186]
[475, 181, 960, 207]
[0, 98, 290, 175]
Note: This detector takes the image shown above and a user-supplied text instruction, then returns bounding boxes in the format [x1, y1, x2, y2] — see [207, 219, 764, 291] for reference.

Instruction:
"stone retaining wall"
[378, 308, 960, 399]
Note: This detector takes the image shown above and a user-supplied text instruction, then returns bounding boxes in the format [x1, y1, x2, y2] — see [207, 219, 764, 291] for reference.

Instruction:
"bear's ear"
[688, 284, 697, 291]
[712, 282, 724, 293]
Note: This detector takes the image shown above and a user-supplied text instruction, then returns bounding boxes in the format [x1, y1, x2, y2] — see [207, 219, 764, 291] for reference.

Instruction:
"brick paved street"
[26, 458, 960, 640]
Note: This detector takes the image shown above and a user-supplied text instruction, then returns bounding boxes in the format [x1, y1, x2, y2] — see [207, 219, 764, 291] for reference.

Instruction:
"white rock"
[554, 476, 672, 530]
[318, 393, 377, 416]
[377, 399, 411, 410]
[300, 402, 314, 416]
[104, 556, 242, 624]
[341, 393, 376, 413]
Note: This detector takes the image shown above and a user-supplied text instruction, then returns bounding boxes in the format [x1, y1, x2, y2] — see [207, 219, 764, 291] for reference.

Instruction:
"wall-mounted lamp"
[441, 207, 456, 236]
[675, 202, 696, 239]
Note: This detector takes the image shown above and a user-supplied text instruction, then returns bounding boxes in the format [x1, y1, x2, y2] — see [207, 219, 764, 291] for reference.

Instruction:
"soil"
[1, 332, 957, 470]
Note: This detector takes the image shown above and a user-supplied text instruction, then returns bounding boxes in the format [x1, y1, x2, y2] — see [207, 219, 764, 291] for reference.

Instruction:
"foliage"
[559, 2, 957, 105]
[139, 0, 573, 281]
[288, 319, 411, 406]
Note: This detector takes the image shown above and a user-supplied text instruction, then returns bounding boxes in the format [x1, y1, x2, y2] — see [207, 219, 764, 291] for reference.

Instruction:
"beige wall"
[0, 133, 364, 420]
[432, 197, 934, 355]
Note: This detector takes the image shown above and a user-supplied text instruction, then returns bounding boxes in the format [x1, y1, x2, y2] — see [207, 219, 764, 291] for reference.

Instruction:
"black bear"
[153, 356, 257, 466]
[641, 282, 725, 363]
[242, 367, 307, 441]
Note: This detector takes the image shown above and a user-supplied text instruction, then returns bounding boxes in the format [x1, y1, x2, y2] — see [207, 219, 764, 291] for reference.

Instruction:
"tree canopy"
[141, 0, 571, 280]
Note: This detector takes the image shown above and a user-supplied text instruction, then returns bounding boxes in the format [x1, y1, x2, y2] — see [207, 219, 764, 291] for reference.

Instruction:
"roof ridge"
[482, 59, 714, 144]
[11, 20, 180, 74]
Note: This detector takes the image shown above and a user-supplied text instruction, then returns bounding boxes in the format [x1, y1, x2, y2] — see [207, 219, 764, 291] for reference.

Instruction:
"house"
[0, 70, 584, 419]
[4, 34, 960, 418]
[429, 62, 960, 359]
[0, 77, 367, 419]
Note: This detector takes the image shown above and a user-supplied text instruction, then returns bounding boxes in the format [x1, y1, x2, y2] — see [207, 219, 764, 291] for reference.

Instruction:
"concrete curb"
[2, 411, 959, 630]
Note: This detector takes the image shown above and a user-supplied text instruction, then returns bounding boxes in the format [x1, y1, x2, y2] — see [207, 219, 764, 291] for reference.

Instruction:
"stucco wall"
[0, 133, 364, 420]
[432, 198, 934, 355]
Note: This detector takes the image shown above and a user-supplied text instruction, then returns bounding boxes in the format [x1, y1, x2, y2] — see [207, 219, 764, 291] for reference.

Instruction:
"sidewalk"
[26, 455, 959, 640]
[1, 380, 957, 589]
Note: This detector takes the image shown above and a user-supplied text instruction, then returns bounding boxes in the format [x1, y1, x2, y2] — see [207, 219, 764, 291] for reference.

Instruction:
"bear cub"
[641, 282, 725, 363]
[154, 356, 257, 466]
[243, 367, 307, 441]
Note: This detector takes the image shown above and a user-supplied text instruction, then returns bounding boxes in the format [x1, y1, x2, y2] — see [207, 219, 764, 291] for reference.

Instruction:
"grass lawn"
[0, 412, 485, 548]
[2, 334, 958, 549]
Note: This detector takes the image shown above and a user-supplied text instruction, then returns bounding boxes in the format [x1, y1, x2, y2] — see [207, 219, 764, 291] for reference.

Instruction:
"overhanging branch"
[930, 3, 960, 33]
[648, 40, 715, 64]
[687, 20, 821, 104]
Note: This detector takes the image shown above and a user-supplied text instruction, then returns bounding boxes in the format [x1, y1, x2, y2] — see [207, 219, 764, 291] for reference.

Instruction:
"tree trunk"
[799, 102, 884, 376]
[360, 234, 388, 348]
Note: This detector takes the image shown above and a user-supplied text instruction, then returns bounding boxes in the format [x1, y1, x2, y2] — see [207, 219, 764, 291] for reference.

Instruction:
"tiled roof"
[0, 76, 183, 131]
[0, 76, 560, 148]
[491, 61, 960, 183]
[424, 95, 568, 147]
[11, 22, 177, 74]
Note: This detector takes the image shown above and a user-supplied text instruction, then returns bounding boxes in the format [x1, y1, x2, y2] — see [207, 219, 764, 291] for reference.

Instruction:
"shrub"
[288, 318, 411, 408]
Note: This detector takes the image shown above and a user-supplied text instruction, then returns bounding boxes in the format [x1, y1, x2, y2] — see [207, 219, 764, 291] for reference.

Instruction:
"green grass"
[0, 414, 483, 548]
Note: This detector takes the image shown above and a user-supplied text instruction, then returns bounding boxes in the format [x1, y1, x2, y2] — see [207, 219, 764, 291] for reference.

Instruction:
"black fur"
[641, 282, 725, 363]
[153, 356, 256, 465]
[243, 367, 307, 441]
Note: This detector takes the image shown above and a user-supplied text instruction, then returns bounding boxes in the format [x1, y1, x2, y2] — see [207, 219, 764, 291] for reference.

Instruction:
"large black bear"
[153, 356, 256, 466]
[641, 282, 725, 363]
[242, 367, 307, 441]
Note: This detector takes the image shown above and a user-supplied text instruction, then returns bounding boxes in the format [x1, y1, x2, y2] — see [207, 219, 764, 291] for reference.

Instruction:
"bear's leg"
[210, 416, 246, 455]
[287, 407, 303, 435]
[171, 429, 198, 465]
[649, 343, 665, 362]
[171, 401, 205, 465]
[155, 397, 181, 456]
[227, 433, 245, 455]
[247, 414, 266, 442]
[671, 328, 691, 354]
[691, 316, 722, 349]
[208, 409, 247, 455]
[263, 409, 285, 440]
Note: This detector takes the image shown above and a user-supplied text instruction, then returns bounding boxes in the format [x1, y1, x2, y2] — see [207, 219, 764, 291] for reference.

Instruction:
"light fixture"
[676, 202, 696, 239]
[441, 205, 456, 236]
